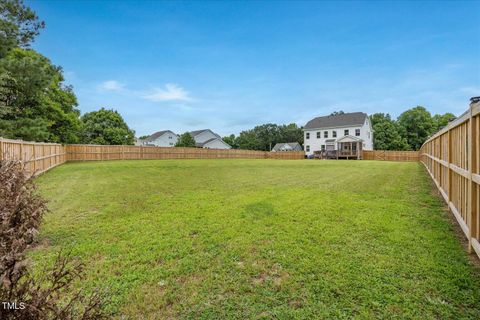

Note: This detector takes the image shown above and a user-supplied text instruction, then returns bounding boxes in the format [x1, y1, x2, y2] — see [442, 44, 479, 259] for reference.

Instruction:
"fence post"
[0, 138, 3, 160]
[448, 126, 452, 206]
[467, 100, 475, 253]
[19, 140, 24, 163]
[32, 143, 36, 173]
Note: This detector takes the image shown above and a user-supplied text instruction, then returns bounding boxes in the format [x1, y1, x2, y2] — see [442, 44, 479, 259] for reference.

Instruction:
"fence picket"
[420, 99, 480, 259]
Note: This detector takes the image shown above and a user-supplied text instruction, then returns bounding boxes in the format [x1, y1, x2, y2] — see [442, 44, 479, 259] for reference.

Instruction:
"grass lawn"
[34, 159, 480, 319]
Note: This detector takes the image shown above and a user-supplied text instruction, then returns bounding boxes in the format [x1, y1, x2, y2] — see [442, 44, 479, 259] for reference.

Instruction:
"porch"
[337, 141, 362, 159]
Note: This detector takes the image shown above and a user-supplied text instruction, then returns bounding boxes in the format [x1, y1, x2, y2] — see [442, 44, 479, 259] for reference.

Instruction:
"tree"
[278, 123, 303, 145]
[175, 132, 196, 147]
[397, 106, 434, 150]
[222, 134, 238, 149]
[236, 129, 262, 150]
[0, 0, 45, 58]
[80, 108, 135, 145]
[253, 123, 282, 151]
[234, 123, 303, 151]
[432, 113, 455, 132]
[0, 48, 81, 143]
[370, 113, 409, 150]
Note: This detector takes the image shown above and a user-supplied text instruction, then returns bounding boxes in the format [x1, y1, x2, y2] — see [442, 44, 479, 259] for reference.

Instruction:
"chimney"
[470, 96, 480, 104]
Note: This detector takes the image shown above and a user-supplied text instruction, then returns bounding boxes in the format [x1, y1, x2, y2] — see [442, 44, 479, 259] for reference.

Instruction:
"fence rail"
[0, 138, 67, 176]
[362, 150, 420, 162]
[420, 99, 480, 259]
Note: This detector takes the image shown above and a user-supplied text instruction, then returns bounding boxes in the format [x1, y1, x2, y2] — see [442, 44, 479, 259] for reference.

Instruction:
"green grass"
[34, 159, 480, 319]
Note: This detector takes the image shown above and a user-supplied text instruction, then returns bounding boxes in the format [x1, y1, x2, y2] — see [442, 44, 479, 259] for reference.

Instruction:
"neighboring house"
[303, 112, 373, 157]
[190, 129, 231, 149]
[143, 130, 178, 147]
[134, 138, 144, 146]
[271, 142, 303, 152]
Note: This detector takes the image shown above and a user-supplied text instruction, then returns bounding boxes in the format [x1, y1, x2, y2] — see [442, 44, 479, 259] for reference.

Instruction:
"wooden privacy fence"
[65, 144, 304, 161]
[0, 138, 67, 175]
[0, 138, 304, 176]
[420, 98, 480, 259]
[362, 150, 419, 162]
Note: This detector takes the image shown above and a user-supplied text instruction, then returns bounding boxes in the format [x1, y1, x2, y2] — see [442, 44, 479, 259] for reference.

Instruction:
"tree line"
[220, 107, 454, 152]
[370, 107, 455, 150]
[0, 0, 135, 145]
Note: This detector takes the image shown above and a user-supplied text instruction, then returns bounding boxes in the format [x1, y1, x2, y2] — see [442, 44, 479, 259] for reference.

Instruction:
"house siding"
[303, 117, 373, 156]
[147, 132, 178, 147]
[193, 130, 219, 144]
[203, 139, 231, 149]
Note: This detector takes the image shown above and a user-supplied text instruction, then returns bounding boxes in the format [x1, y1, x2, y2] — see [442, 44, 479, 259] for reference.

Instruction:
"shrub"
[0, 159, 109, 319]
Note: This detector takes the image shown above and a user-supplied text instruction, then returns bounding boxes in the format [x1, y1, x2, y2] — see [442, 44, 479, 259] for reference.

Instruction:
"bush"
[0, 159, 109, 319]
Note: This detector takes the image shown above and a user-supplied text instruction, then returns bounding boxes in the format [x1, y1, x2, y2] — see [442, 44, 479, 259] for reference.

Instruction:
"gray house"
[189, 129, 231, 149]
[271, 142, 303, 152]
[143, 130, 178, 147]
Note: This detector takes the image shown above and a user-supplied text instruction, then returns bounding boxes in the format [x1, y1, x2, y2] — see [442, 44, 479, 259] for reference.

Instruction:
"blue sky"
[28, 1, 479, 137]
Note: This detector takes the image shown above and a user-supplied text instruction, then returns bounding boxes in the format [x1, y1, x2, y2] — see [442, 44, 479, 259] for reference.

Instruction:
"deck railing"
[420, 98, 480, 259]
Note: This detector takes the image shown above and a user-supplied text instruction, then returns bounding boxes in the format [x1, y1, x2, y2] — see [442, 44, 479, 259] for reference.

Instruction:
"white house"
[271, 142, 303, 152]
[190, 129, 231, 149]
[144, 130, 178, 147]
[303, 112, 373, 157]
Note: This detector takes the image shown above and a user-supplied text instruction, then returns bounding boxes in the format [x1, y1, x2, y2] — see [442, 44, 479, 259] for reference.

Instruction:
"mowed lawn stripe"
[34, 160, 480, 319]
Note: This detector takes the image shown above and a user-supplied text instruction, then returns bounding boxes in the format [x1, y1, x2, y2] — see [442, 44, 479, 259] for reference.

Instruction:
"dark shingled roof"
[195, 138, 231, 148]
[189, 129, 220, 138]
[145, 130, 175, 142]
[195, 138, 218, 147]
[304, 112, 367, 129]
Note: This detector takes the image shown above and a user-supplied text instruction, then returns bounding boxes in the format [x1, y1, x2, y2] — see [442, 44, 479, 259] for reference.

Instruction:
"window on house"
[321, 145, 325, 151]
[317, 132, 320, 139]
[305, 145, 310, 152]
[333, 131, 337, 138]
[368, 132, 370, 139]
[169, 136, 172, 139]
[344, 129, 349, 136]
[324, 131, 328, 138]
[306, 132, 310, 139]
[355, 129, 360, 136]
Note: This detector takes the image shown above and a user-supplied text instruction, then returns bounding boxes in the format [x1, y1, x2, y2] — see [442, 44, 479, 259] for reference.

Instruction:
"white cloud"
[97, 80, 125, 92]
[143, 83, 192, 102]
